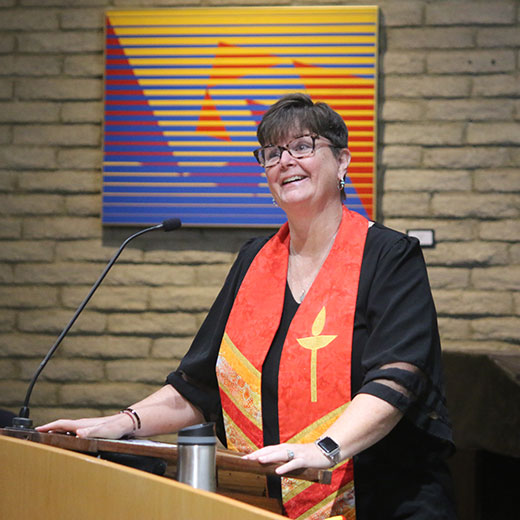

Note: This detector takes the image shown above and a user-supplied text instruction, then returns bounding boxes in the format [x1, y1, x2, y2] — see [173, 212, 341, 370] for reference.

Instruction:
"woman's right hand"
[36, 413, 134, 440]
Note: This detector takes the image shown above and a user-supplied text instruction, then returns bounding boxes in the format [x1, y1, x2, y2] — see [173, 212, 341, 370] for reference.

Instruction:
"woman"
[38, 94, 456, 519]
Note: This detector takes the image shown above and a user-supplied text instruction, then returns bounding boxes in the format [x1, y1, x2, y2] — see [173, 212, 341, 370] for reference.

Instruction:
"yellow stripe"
[145, 90, 374, 99]
[294, 480, 355, 520]
[148, 105, 373, 114]
[142, 91, 374, 100]
[129, 57, 375, 67]
[108, 10, 378, 30]
[146, 91, 373, 102]
[112, 24, 377, 36]
[151, 117, 253, 126]
[221, 333, 261, 384]
[161, 131, 257, 137]
[125, 54, 373, 65]
[108, 7, 377, 23]
[119, 45, 376, 58]
[99, 191, 274, 198]
[282, 476, 313, 503]
[130, 77, 376, 89]
[117, 36, 375, 46]
[222, 411, 259, 452]
[217, 334, 262, 429]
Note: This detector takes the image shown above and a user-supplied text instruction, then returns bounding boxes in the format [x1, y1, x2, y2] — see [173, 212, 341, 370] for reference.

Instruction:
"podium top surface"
[0, 434, 286, 520]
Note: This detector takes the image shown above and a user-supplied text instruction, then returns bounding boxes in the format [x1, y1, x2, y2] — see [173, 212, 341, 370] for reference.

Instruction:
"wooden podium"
[0, 430, 331, 519]
[0, 434, 286, 520]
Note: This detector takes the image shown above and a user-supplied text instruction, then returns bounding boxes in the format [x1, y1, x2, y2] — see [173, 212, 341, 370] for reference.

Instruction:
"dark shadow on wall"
[444, 350, 520, 520]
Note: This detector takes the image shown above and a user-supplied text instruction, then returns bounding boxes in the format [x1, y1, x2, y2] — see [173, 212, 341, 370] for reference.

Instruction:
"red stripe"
[219, 390, 263, 449]
[284, 463, 354, 518]
[106, 80, 145, 86]
[106, 100, 150, 105]
[348, 167, 373, 173]
[106, 110, 155, 116]
[105, 49, 126, 56]
[350, 136, 373, 142]
[105, 130, 164, 134]
[105, 121, 160, 126]
[349, 146, 373, 152]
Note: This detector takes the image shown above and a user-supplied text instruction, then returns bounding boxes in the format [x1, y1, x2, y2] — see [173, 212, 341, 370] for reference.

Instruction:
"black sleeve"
[355, 227, 452, 443]
[165, 236, 268, 441]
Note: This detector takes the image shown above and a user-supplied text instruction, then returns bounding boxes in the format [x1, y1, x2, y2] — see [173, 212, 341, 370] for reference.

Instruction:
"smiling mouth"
[282, 175, 306, 185]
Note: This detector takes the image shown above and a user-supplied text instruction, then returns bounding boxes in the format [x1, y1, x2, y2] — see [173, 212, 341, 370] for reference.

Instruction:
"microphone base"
[11, 416, 33, 429]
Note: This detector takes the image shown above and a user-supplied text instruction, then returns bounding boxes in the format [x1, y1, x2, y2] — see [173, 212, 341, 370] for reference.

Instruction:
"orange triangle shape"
[196, 89, 231, 141]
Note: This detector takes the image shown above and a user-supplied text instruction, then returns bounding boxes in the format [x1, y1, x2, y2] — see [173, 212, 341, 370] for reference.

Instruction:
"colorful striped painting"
[103, 7, 378, 227]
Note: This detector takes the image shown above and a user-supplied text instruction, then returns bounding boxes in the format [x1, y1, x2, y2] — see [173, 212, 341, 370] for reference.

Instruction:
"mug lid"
[178, 422, 216, 445]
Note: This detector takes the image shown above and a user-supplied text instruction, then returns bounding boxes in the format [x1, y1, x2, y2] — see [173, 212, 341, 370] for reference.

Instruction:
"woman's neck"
[287, 202, 343, 256]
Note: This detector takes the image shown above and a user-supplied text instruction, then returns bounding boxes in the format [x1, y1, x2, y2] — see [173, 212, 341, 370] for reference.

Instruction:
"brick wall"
[0, 0, 518, 428]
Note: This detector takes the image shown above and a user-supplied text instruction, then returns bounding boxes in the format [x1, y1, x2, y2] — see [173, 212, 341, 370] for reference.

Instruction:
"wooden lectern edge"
[0, 435, 286, 520]
[0, 428, 332, 485]
[216, 448, 333, 485]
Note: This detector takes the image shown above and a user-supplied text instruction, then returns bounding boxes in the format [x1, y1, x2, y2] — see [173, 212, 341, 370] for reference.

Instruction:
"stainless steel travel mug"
[176, 422, 217, 492]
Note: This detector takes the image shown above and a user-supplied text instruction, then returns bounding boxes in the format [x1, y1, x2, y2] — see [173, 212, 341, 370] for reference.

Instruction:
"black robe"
[167, 222, 457, 519]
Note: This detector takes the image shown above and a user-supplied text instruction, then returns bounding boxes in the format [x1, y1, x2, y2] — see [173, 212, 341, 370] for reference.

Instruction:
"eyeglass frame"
[253, 134, 339, 168]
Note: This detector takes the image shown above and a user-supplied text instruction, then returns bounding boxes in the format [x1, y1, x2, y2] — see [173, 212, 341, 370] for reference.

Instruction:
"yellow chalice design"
[297, 307, 337, 402]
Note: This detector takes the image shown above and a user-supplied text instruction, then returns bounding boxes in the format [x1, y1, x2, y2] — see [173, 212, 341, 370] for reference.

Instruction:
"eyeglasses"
[253, 134, 326, 168]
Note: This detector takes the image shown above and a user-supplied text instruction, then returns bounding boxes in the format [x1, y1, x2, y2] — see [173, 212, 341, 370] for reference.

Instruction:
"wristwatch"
[315, 436, 341, 466]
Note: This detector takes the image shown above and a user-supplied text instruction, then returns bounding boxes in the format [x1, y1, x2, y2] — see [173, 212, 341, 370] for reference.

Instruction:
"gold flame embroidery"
[296, 307, 337, 402]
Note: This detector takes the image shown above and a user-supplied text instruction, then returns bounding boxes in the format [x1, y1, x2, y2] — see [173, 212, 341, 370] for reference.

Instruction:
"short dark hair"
[257, 93, 349, 153]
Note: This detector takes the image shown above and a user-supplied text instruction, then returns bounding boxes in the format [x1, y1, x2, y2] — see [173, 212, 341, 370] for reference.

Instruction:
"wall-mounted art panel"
[103, 7, 378, 227]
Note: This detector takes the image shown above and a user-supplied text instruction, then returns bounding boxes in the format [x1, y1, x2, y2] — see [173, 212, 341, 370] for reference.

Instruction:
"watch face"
[318, 437, 339, 454]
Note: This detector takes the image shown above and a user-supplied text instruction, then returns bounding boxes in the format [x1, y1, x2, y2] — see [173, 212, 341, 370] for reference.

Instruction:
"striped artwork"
[103, 7, 379, 227]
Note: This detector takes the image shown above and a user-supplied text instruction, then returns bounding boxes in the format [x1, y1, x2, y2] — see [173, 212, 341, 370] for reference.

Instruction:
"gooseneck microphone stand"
[11, 218, 182, 429]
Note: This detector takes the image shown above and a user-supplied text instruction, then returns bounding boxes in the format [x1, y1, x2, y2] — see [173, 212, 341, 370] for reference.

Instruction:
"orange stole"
[216, 208, 368, 520]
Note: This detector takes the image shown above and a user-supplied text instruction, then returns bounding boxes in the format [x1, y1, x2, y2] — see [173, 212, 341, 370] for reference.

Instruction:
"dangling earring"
[272, 197, 279, 207]
[338, 178, 346, 191]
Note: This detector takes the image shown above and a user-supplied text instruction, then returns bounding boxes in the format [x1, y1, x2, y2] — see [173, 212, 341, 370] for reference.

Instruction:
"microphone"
[11, 217, 182, 429]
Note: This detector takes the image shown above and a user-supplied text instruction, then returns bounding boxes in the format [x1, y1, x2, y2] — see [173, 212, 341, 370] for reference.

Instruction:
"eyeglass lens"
[259, 135, 316, 167]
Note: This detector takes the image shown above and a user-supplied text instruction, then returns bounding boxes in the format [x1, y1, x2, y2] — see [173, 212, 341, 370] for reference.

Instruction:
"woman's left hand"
[242, 442, 332, 475]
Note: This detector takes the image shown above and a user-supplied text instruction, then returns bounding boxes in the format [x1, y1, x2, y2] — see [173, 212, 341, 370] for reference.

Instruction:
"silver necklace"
[288, 232, 338, 303]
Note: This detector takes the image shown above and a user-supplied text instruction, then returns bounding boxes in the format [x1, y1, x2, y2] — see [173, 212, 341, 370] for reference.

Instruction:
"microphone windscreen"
[162, 217, 182, 231]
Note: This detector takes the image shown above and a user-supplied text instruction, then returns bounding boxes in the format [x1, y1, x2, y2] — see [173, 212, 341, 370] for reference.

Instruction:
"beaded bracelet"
[119, 407, 142, 431]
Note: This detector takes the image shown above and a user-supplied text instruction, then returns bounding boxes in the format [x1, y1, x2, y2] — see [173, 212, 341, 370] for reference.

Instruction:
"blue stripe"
[104, 175, 261, 183]
[104, 135, 258, 143]
[107, 32, 376, 38]
[105, 91, 371, 98]
[104, 121, 260, 131]
[104, 145, 256, 152]
[102, 213, 287, 226]
[106, 54, 375, 63]
[104, 195, 270, 204]
[104, 205, 280, 215]
[104, 101, 270, 108]
[107, 43, 375, 53]
[103, 155, 258, 163]
[106, 71, 375, 78]
[105, 115, 268, 121]
[104, 165, 263, 173]
[103, 185, 270, 194]
[104, 62, 374, 70]
[107, 44, 375, 50]
[109, 23, 376, 28]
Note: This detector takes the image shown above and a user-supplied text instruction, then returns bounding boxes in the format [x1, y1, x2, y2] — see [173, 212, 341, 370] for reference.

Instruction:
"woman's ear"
[337, 148, 351, 182]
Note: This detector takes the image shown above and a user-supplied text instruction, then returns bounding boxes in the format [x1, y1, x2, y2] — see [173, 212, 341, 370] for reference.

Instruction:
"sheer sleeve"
[355, 231, 452, 443]
[165, 236, 268, 442]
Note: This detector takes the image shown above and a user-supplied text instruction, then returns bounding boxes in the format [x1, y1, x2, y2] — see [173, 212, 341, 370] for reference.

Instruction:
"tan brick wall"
[0, 0, 518, 427]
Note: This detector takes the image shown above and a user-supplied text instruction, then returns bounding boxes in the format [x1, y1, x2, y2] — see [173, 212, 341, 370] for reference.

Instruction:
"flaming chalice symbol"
[296, 307, 337, 402]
